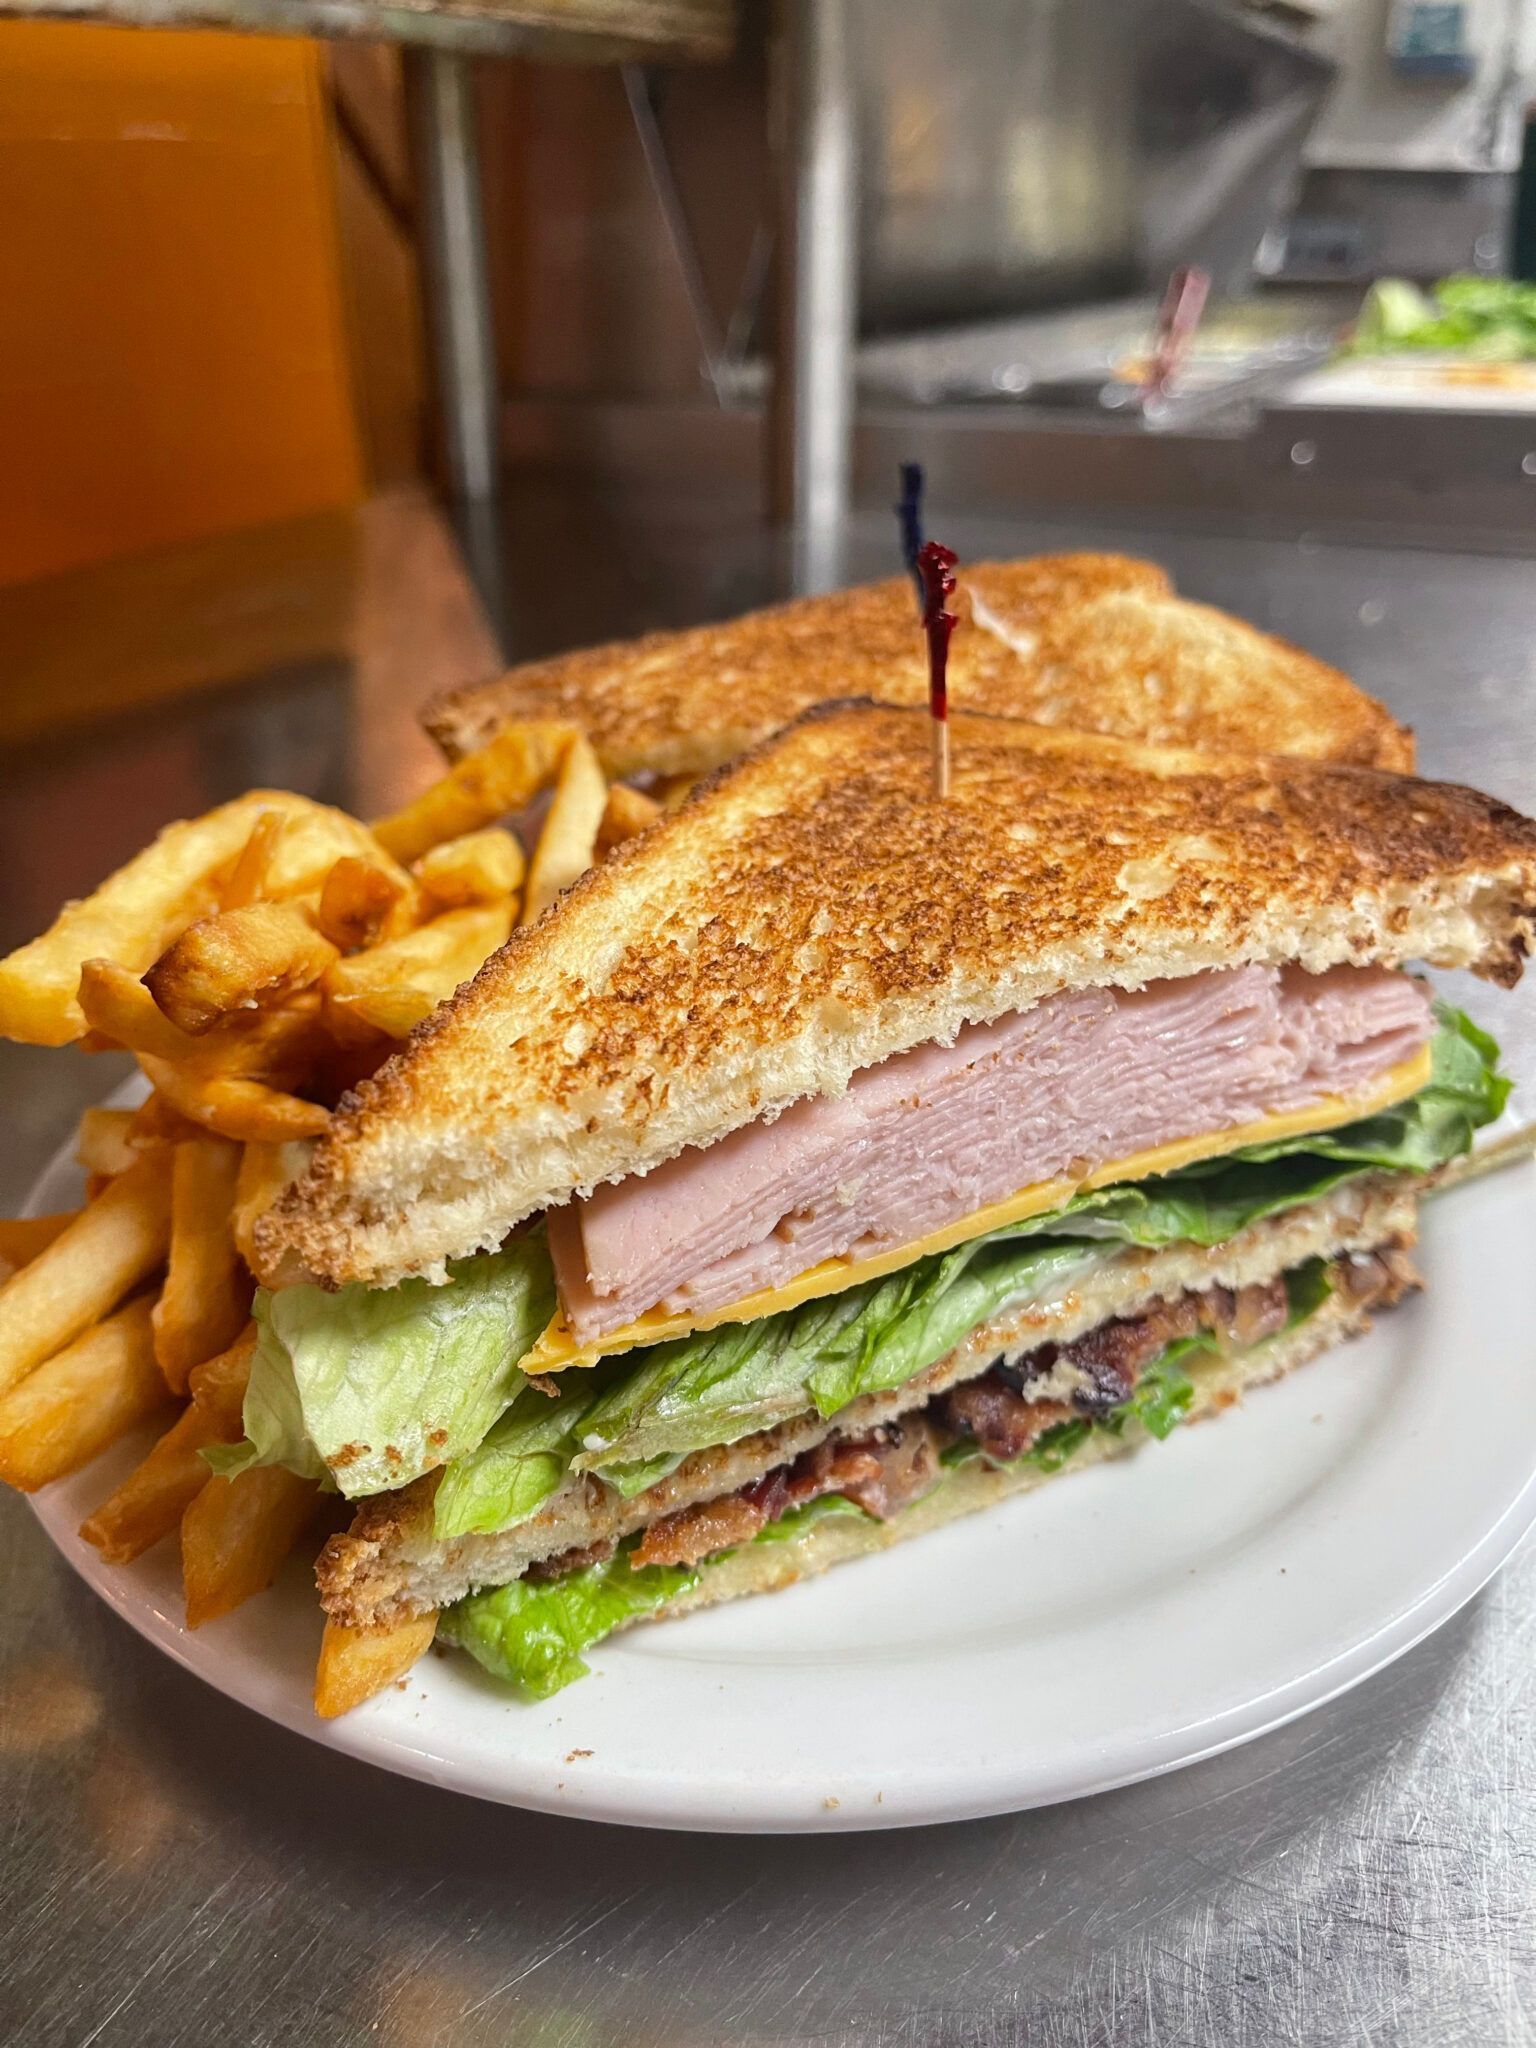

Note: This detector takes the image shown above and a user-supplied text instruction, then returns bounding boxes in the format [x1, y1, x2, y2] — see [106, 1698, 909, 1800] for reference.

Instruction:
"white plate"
[25, 1110, 1536, 1833]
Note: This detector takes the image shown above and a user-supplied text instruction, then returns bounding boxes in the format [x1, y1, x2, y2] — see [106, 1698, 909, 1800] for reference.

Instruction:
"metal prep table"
[1, 499, 1533, 2047]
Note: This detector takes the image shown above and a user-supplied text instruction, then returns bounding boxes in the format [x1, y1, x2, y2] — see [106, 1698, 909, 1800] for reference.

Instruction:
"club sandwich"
[240, 705, 1533, 1702]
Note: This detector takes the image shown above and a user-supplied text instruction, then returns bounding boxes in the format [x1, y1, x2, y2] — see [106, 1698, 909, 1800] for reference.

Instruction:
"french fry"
[145, 903, 339, 1036]
[414, 827, 525, 910]
[183, 992, 331, 1090]
[321, 903, 513, 1039]
[372, 720, 578, 864]
[231, 1141, 311, 1269]
[656, 772, 696, 811]
[80, 1326, 255, 1560]
[127, 1092, 203, 1147]
[181, 1465, 317, 1628]
[254, 804, 413, 905]
[0, 1297, 170, 1491]
[0, 1214, 77, 1268]
[324, 986, 435, 1041]
[80, 1400, 220, 1560]
[187, 1323, 257, 1435]
[0, 1152, 171, 1397]
[219, 808, 287, 910]
[521, 734, 607, 924]
[415, 823, 528, 913]
[314, 1612, 438, 1718]
[137, 1054, 330, 1144]
[596, 783, 662, 853]
[151, 1139, 252, 1393]
[0, 791, 397, 1047]
[75, 1107, 141, 1179]
[78, 958, 199, 1064]
[316, 856, 414, 953]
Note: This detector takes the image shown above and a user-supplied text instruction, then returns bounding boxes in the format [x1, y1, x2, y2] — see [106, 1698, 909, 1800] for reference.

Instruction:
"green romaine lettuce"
[441, 1497, 877, 1697]
[1347, 274, 1536, 360]
[440, 1546, 698, 1699]
[431, 1373, 592, 1538]
[210, 1235, 554, 1499]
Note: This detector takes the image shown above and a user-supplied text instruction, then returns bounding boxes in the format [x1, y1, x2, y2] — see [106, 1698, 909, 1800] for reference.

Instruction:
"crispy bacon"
[632, 1418, 941, 1570]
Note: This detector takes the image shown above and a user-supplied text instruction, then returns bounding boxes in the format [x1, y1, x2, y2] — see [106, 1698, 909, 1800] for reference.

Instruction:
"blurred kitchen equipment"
[616, 0, 1335, 577]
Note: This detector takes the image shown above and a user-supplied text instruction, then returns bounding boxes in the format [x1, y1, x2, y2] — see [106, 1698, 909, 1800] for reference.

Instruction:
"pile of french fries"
[0, 721, 661, 1714]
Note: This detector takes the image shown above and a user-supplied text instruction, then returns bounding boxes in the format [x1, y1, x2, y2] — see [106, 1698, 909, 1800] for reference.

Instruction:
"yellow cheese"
[524, 1044, 1432, 1376]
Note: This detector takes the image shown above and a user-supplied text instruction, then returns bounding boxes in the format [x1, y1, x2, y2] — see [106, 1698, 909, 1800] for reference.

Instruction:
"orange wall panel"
[0, 23, 363, 588]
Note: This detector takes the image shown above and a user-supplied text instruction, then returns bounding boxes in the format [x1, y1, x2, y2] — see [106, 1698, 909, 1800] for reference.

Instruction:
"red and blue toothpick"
[917, 539, 958, 800]
[895, 462, 926, 609]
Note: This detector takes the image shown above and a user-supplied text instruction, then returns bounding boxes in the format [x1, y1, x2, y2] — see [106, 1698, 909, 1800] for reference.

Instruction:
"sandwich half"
[242, 705, 1534, 1703]
[423, 552, 1415, 779]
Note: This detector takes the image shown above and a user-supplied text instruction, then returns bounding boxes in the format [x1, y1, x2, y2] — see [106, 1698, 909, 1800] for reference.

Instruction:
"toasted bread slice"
[423, 551, 1414, 775]
[256, 703, 1535, 1291]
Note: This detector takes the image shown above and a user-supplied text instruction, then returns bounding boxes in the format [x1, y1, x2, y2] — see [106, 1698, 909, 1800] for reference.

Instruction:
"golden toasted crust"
[423, 551, 1414, 774]
[256, 703, 1535, 1291]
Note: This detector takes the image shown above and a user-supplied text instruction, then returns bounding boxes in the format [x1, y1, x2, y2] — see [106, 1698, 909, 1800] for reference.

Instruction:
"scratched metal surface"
[1, 510, 1533, 2048]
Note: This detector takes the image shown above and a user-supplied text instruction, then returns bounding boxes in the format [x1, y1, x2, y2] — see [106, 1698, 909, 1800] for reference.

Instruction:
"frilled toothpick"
[916, 540, 958, 800]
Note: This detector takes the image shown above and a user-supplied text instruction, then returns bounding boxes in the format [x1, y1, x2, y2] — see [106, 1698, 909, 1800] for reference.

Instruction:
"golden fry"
[151, 1139, 252, 1393]
[219, 808, 287, 910]
[254, 804, 412, 904]
[323, 987, 434, 1042]
[187, 992, 331, 1089]
[596, 782, 662, 853]
[316, 856, 414, 953]
[0, 791, 395, 1048]
[0, 1214, 77, 1268]
[79, 1398, 222, 1562]
[78, 958, 198, 1064]
[231, 1142, 311, 1269]
[414, 827, 525, 909]
[0, 1298, 170, 1492]
[0, 1152, 171, 1398]
[321, 902, 512, 1038]
[127, 1093, 203, 1147]
[314, 1612, 438, 1718]
[137, 1054, 330, 1145]
[373, 720, 577, 864]
[79, 1324, 254, 1560]
[145, 903, 339, 1036]
[181, 1465, 317, 1628]
[521, 734, 607, 924]
[187, 1323, 257, 1436]
[75, 1107, 141, 1179]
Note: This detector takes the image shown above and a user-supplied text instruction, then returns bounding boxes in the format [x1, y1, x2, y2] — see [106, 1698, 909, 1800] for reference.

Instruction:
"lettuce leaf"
[572, 1238, 1103, 1472]
[441, 1498, 876, 1696]
[431, 1373, 592, 1538]
[211, 1236, 554, 1499]
[440, 1546, 698, 1699]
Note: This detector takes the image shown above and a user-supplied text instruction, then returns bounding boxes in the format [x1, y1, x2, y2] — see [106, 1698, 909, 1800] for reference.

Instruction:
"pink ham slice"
[549, 964, 1431, 1342]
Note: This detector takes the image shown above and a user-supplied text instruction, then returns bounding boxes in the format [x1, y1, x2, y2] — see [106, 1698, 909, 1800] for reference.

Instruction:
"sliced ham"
[552, 964, 1431, 1341]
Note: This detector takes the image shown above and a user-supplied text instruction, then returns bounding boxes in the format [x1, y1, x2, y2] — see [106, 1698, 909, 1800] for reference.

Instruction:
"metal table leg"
[402, 46, 507, 642]
[768, 0, 857, 595]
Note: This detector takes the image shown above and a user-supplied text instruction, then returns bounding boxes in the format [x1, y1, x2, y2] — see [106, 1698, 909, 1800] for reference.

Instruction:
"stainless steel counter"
[2, 507, 1533, 2047]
